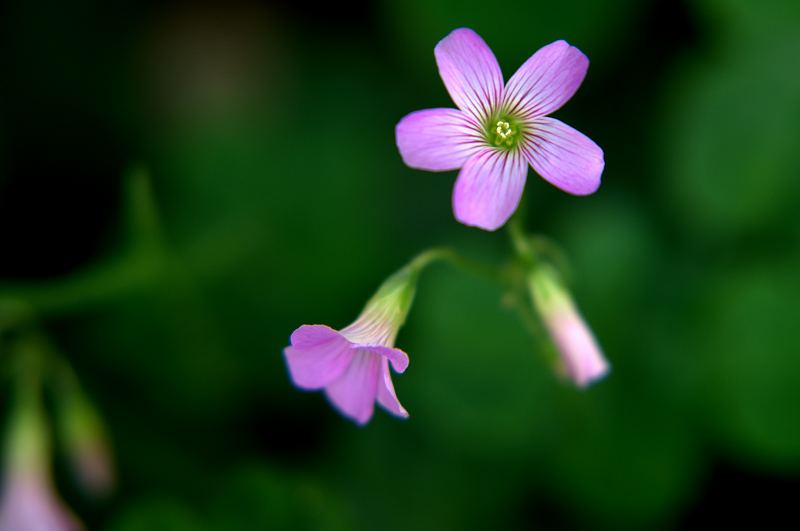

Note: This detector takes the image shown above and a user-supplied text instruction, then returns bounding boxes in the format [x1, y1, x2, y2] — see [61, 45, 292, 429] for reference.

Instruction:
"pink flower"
[0, 470, 83, 531]
[528, 266, 609, 387]
[396, 28, 604, 231]
[284, 267, 417, 425]
[0, 398, 83, 531]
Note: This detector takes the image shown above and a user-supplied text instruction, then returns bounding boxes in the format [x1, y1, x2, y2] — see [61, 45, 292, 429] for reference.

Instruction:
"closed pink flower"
[528, 266, 609, 387]
[0, 398, 83, 531]
[397, 28, 604, 231]
[0, 470, 83, 531]
[58, 392, 115, 498]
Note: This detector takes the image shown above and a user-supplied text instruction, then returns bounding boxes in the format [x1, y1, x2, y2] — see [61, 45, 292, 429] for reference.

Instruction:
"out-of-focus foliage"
[1, 0, 799, 529]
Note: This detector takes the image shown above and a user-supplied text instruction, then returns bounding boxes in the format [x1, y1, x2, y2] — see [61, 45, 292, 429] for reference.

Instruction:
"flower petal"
[376, 358, 409, 418]
[503, 40, 588, 119]
[324, 349, 381, 425]
[452, 148, 528, 231]
[523, 117, 603, 195]
[396, 108, 484, 171]
[0, 473, 83, 531]
[284, 325, 354, 390]
[435, 28, 504, 122]
[548, 308, 610, 388]
[364, 345, 409, 373]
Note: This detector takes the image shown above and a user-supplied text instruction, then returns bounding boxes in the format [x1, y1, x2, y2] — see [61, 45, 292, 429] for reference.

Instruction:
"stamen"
[493, 120, 516, 147]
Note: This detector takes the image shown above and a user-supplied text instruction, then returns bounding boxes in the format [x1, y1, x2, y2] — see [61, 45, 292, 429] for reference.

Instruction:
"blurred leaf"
[697, 0, 800, 43]
[107, 497, 206, 531]
[337, 417, 529, 531]
[406, 259, 558, 461]
[657, 32, 800, 241]
[70, 268, 240, 420]
[210, 465, 352, 531]
[380, 0, 644, 74]
[546, 386, 700, 528]
[699, 259, 800, 469]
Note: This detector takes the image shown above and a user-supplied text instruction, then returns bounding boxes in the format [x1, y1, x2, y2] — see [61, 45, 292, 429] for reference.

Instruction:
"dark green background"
[1, 0, 799, 529]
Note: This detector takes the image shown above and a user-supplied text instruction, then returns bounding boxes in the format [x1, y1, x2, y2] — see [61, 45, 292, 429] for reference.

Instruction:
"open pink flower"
[285, 324, 409, 426]
[396, 28, 604, 231]
[284, 266, 418, 425]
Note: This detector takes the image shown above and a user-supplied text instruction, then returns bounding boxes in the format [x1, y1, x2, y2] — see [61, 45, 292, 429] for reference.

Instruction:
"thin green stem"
[0, 165, 166, 321]
[0, 250, 162, 319]
[408, 246, 508, 286]
[508, 214, 532, 260]
[506, 201, 543, 273]
[5, 333, 51, 472]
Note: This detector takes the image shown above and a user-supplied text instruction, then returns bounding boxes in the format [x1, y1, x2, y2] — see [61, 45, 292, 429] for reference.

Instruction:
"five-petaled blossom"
[528, 265, 609, 387]
[396, 28, 604, 231]
[284, 264, 420, 425]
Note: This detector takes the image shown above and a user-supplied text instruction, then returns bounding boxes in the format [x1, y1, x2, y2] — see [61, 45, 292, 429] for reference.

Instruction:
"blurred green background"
[1, 0, 800, 529]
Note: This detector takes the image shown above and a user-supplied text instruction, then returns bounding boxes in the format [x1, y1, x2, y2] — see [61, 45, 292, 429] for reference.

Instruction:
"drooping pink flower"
[0, 469, 83, 531]
[284, 266, 418, 425]
[0, 397, 83, 531]
[528, 265, 609, 387]
[396, 28, 604, 231]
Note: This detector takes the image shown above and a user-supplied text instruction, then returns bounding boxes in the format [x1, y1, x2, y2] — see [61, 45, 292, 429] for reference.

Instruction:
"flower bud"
[57, 390, 115, 498]
[0, 389, 83, 531]
[528, 265, 609, 388]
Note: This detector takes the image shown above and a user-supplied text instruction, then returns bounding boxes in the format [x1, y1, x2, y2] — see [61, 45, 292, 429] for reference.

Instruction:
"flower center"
[486, 116, 523, 149]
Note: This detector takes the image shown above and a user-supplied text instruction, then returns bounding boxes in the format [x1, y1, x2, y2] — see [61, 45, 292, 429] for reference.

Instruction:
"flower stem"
[407, 247, 508, 286]
[507, 209, 538, 269]
[0, 251, 161, 319]
[4, 331, 51, 474]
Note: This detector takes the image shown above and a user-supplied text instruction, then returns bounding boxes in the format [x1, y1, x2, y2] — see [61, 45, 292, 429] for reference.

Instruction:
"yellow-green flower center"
[486, 116, 523, 150]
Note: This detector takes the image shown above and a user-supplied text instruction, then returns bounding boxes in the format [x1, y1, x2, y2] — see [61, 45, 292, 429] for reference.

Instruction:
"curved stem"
[408, 246, 508, 286]
[0, 250, 161, 319]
